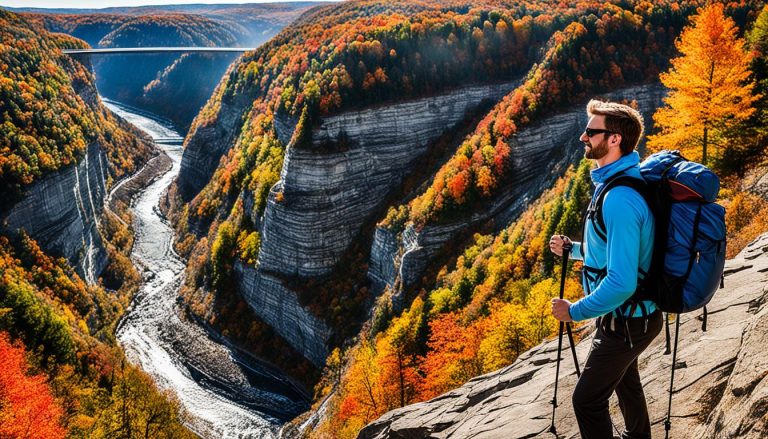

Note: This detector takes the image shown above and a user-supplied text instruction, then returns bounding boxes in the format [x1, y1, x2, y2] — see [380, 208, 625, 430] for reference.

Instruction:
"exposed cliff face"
[359, 233, 768, 439]
[257, 81, 518, 279]
[1, 142, 110, 283]
[178, 93, 252, 202]
[233, 261, 331, 368]
[368, 83, 667, 298]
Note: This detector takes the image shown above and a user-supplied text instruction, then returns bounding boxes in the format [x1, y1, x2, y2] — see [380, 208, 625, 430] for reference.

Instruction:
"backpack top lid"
[639, 150, 720, 202]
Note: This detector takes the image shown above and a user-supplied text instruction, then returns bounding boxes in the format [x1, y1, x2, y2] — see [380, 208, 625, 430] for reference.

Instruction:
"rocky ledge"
[359, 233, 768, 439]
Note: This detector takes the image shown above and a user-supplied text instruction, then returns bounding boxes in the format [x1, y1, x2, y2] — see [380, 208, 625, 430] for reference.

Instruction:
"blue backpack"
[590, 150, 727, 318]
[589, 150, 727, 439]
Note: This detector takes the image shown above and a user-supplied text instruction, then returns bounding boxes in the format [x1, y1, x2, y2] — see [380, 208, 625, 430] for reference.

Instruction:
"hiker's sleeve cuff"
[569, 242, 583, 260]
[569, 301, 586, 322]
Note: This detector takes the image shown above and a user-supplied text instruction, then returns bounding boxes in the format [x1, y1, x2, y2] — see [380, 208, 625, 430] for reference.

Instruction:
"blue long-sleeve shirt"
[568, 151, 657, 321]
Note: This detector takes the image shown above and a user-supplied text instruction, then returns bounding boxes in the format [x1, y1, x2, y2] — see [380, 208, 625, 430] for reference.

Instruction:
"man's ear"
[611, 133, 622, 148]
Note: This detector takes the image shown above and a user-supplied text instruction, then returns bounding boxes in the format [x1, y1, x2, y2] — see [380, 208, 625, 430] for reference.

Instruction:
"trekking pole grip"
[559, 242, 572, 300]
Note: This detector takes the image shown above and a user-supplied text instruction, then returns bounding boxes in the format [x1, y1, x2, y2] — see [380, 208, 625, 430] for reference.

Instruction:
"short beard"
[585, 137, 609, 160]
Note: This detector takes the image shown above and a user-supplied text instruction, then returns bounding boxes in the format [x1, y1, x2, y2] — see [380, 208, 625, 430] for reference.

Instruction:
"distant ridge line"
[63, 47, 256, 55]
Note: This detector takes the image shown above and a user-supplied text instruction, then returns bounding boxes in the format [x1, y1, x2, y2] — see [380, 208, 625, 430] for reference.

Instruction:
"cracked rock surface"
[359, 233, 768, 439]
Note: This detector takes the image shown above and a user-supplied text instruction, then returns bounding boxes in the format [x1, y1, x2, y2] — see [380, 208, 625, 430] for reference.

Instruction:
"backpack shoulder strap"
[590, 174, 649, 242]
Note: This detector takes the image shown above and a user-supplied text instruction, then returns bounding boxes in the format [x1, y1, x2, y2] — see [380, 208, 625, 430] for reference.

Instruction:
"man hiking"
[549, 99, 662, 439]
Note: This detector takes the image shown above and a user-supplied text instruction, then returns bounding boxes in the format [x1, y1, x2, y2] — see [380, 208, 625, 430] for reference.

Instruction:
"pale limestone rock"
[233, 261, 331, 367]
[257, 82, 519, 279]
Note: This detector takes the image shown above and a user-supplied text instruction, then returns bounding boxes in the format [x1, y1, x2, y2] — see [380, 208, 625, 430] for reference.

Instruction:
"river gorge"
[104, 99, 307, 438]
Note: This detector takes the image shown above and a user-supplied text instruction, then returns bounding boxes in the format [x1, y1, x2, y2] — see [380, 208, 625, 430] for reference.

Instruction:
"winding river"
[104, 99, 308, 438]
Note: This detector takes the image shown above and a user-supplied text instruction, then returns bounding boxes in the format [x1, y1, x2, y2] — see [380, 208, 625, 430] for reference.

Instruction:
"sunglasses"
[584, 128, 616, 138]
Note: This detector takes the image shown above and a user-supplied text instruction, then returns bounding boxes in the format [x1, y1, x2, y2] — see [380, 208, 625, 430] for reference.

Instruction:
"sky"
[0, 0, 337, 9]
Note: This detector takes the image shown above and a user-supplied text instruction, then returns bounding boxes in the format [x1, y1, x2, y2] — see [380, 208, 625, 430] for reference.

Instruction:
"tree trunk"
[704, 60, 714, 166]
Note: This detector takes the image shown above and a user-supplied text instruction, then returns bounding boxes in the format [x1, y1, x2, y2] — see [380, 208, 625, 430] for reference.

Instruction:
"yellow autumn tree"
[647, 3, 758, 167]
[478, 301, 533, 371]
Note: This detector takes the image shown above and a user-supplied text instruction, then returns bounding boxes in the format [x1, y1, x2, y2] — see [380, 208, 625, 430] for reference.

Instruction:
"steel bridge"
[62, 47, 256, 55]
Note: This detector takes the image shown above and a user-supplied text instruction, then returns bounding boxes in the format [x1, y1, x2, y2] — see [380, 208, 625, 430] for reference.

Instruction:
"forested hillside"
[0, 10, 193, 436]
[158, 0, 768, 437]
[169, 0, 580, 382]
[24, 3, 318, 130]
[0, 9, 151, 201]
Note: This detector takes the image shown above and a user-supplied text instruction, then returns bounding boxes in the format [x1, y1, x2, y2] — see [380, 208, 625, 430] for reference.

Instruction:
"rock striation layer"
[257, 81, 518, 279]
[233, 261, 331, 368]
[177, 93, 254, 202]
[359, 233, 768, 439]
[368, 83, 667, 297]
[1, 142, 110, 283]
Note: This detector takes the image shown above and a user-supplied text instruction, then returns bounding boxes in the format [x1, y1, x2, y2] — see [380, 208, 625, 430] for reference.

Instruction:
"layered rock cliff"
[359, 233, 768, 439]
[368, 83, 667, 298]
[233, 262, 331, 368]
[258, 81, 518, 279]
[1, 142, 110, 283]
[177, 92, 254, 202]
[0, 8, 154, 286]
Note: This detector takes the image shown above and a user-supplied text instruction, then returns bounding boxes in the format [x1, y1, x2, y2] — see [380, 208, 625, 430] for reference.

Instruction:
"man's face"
[580, 115, 612, 160]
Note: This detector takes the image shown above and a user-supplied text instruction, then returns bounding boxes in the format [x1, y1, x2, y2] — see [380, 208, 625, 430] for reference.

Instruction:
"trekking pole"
[549, 311, 564, 434]
[561, 245, 580, 377]
[664, 312, 671, 355]
[549, 242, 577, 436]
[664, 315, 681, 439]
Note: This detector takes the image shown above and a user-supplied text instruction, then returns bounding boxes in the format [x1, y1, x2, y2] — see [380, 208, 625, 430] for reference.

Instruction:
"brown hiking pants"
[572, 309, 663, 439]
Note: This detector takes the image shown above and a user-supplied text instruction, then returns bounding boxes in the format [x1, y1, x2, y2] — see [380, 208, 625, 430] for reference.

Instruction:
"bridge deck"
[63, 47, 255, 55]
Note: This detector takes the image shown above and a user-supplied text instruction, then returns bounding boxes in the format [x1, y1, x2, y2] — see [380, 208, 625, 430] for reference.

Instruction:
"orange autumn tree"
[419, 311, 489, 400]
[647, 3, 758, 168]
[0, 332, 66, 439]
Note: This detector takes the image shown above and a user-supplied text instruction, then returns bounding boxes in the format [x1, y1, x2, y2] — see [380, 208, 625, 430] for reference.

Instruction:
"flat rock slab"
[359, 233, 768, 439]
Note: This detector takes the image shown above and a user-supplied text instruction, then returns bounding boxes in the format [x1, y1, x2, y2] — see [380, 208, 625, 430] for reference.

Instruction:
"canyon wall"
[257, 81, 518, 279]
[177, 94, 254, 202]
[233, 262, 331, 368]
[231, 82, 518, 364]
[1, 142, 110, 283]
